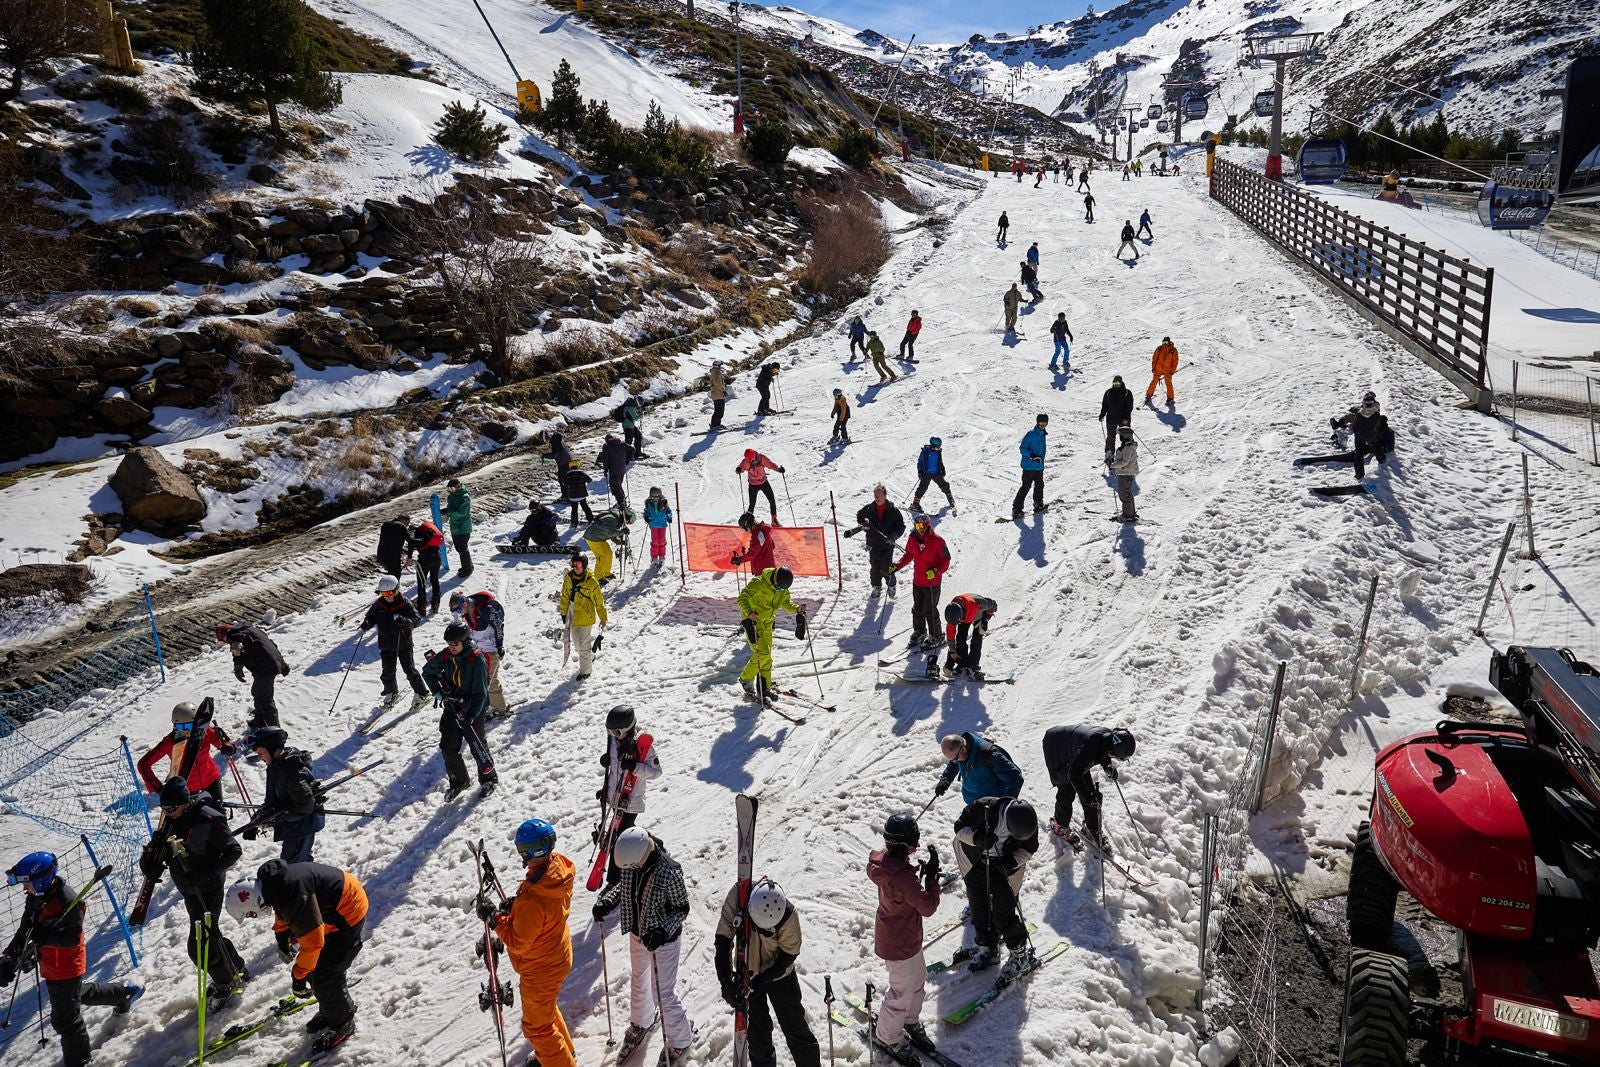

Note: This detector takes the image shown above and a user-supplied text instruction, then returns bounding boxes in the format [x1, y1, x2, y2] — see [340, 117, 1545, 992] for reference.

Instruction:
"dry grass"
[116, 296, 162, 318]
[622, 225, 665, 253]
[203, 318, 274, 349]
[796, 189, 891, 305]
[529, 326, 622, 375]
[661, 230, 735, 295]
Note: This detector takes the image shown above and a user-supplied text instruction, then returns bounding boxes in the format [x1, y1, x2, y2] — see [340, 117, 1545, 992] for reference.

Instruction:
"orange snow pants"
[519, 973, 576, 1067]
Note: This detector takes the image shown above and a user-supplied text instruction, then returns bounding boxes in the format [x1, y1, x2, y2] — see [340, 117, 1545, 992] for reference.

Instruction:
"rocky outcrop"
[108, 447, 207, 530]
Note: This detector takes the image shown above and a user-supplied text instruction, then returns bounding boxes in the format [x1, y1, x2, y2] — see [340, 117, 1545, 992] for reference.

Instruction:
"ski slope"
[4, 166, 1595, 1067]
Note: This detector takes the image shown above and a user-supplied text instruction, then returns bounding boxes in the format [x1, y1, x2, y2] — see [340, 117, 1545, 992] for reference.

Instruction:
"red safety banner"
[682, 523, 830, 577]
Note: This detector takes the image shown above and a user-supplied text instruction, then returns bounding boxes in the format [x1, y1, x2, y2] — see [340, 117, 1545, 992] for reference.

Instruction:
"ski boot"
[380, 690, 400, 708]
[886, 582, 897, 600]
[966, 946, 1000, 973]
[924, 657, 941, 681]
[311, 1016, 355, 1054]
[620, 1023, 652, 1055]
[444, 781, 468, 802]
[904, 1022, 932, 1048]
[967, 668, 985, 681]
[660, 1044, 692, 1066]
[741, 678, 759, 701]
[881, 1036, 924, 1065]
[305, 1012, 332, 1033]
[869, 586, 881, 600]
[114, 984, 144, 1016]
[479, 780, 498, 800]
[907, 632, 925, 649]
[999, 946, 1036, 983]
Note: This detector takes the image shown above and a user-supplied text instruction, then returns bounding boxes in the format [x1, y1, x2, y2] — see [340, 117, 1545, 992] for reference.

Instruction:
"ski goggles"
[172, 722, 196, 734]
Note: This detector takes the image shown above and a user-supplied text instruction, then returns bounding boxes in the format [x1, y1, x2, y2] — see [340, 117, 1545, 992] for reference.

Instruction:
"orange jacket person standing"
[1146, 337, 1179, 405]
[498, 819, 577, 1067]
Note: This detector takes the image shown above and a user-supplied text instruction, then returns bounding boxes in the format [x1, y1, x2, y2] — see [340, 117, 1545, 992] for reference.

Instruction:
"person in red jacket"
[942, 594, 999, 680]
[731, 512, 776, 576]
[136, 701, 233, 806]
[898, 310, 922, 364]
[866, 814, 940, 1062]
[736, 449, 785, 525]
[893, 515, 950, 650]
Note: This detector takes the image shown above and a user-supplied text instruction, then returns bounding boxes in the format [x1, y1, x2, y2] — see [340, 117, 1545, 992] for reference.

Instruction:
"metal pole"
[1511, 361, 1519, 442]
[1251, 661, 1287, 814]
[597, 920, 616, 1046]
[869, 34, 918, 130]
[829, 491, 843, 593]
[732, 1, 744, 135]
[1521, 454, 1538, 559]
[1348, 573, 1379, 702]
[120, 737, 156, 836]
[142, 583, 166, 682]
[674, 482, 687, 588]
[1588, 377, 1599, 466]
[1267, 57, 1287, 180]
[81, 834, 139, 969]
[469, 0, 522, 81]
[1473, 521, 1517, 636]
[1197, 813, 1216, 1014]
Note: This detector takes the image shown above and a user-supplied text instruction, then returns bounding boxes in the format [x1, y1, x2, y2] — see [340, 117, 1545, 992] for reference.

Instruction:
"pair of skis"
[732, 794, 758, 1067]
[586, 734, 655, 891]
[835, 986, 965, 1067]
[469, 839, 514, 1067]
[1048, 821, 1155, 887]
[357, 691, 430, 737]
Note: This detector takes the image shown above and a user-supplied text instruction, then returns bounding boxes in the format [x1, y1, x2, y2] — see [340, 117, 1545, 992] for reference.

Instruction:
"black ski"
[1048, 822, 1155, 887]
[773, 688, 835, 713]
[1292, 452, 1355, 467]
[1309, 484, 1371, 497]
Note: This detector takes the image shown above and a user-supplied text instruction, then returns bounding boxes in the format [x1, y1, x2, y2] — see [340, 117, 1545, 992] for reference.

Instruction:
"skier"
[866, 813, 940, 1062]
[898, 311, 922, 363]
[448, 587, 510, 716]
[619, 395, 648, 459]
[139, 778, 249, 1004]
[643, 487, 672, 566]
[594, 704, 664, 886]
[1011, 413, 1049, 519]
[215, 621, 289, 731]
[1019, 260, 1039, 301]
[559, 459, 596, 528]
[408, 515, 446, 615]
[736, 448, 785, 525]
[1121, 163, 1131, 181]
[1098, 375, 1134, 456]
[714, 879, 821, 1067]
[933, 732, 1023, 805]
[909, 438, 955, 514]
[1002, 284, 1021, 333]
[754, 362, 780, 416]
[421, 621, 499, 800]
[443, 477, 474, 579]
[1325, 392, 1394, 479]
[708, 359, 730, 431]
[511, 500, 561, 551]
[1108, 425, 1140, 523]
[829, 388, 851, 444]
[953, 796, 1039, 979]
[1083, 191, 1096, 222]
[1034, 166, 1044, 188]
[361, 575, 429, 707]
[582, 505, 635, 585]
[496, 819, 578, 1067]
[238, 727, 323, 864]
[1049, 312, 1073, 372]
[592, 829, 694, 1065]
[995, 211, 1009, 244]
[375, 515, 410, 579]
[845, 484, 905, 599]
[226, 858, 368, 1054]
[1145, 336, 1179, 406]
[136, 701, 232, 807]
[732, 512, 777, 577]
[534, 428, 573, 473]
[1132, 159, 1142, 177]
[737, 566, 807, 705]
[1137, 209, 1153, 239]
[847, 315, 868, 362]
[1042, 724, 1136, 853]
[892, 514, 950, 650]
[558, 553, 607, 681]
[1116, 220, 1140, 260]
[2, 854, 142, 1066]
[1077, 168, 1091, 193]
[599, 433, 631, 511]
[942, 594, 998, 679]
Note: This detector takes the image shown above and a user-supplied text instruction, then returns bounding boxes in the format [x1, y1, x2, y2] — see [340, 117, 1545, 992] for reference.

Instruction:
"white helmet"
[376, 574, 400, 593]
[614, 827, 654, 870]
[747, 879, 787, 931]
[225, 878, 266, 922]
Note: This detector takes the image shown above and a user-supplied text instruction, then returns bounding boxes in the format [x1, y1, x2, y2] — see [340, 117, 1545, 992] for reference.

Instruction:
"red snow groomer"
[1340, 646, 1600, 1065]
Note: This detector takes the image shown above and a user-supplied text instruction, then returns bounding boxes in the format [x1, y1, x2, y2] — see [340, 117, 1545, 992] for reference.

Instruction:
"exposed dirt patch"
[0, 563, 93, 604]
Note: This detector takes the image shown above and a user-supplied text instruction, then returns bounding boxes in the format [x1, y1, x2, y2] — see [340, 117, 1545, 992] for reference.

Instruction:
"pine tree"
[433, 100, 511, 162]
[191, 0, 341, 145]
[537, 59, 584, 150]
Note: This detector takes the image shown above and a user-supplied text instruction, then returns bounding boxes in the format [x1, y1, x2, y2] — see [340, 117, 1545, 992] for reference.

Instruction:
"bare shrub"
[528, 325, 620, 375]
[797, 189, 890, 304]
[0, 141, 89, 313]
[116, 296, 162, 318]
[117, 115, 220, 203]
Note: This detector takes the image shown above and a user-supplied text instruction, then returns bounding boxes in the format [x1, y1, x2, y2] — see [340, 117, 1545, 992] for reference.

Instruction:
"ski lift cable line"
[1368, 70, 1448, 108]
[1313, 103, 1496, 182]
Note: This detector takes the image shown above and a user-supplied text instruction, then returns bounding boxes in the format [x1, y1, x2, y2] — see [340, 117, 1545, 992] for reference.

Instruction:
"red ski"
[585, 734, 654, 892]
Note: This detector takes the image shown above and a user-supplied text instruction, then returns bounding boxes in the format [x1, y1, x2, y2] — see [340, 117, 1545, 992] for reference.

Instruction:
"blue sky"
[795, 0, 1095, 45]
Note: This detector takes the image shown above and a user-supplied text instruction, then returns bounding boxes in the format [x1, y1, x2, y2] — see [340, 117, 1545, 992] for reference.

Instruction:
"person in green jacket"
[444, 478, 474, 579]
[422, 621, 498, 800]
[738, 566, 808, 704]
[619, 397, 648, 459]
[559, 554, 608, 681]
[1003, 284, 1022, 333]
[868, 331, 896, 384]
[582, 506, 635, 585]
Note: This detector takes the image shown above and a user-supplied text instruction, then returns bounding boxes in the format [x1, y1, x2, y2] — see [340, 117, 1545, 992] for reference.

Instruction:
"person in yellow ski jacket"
[495, 819, 576, 1067]
[738, 566, 807, 704]
[558, 554, 608, 680]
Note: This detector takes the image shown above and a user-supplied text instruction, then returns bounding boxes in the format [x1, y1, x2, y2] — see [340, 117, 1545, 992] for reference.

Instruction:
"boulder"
[93, 394, 154, 428]
[108, 447, 207, 529]
[480, 420, 518, 445]
[154, 333, 185, 357]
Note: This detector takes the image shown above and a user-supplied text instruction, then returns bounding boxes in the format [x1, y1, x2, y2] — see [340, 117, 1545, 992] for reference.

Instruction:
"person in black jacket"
[1332, 392, 1393, 479]
[559, 460, 596, 527]
[240, 727, 324, 864]
[996, 211, 1009, 244]
[952, 797, 1039, 979]
[1116, 220, 1140, 259]
[754, 362, 779, 416]
[599, 433, 631, 511]
[1019, 260, 1040, 300]
[513, 500, 561, 550]
[216, 621, 289, 731]
[375, 516, 410, 579]
[1098, 375, 1135, 456]
[847, 485, 906, 598]
[1041, 725, 1136, 853]
[360, 575, 427, 703]
[535, 428, 573, 473]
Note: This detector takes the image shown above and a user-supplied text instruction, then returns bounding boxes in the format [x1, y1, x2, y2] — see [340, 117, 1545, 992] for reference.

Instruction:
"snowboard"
[1309, 484, 1372, 497]
[495, 543, 574, 556]
[431, 494, 451, 572]
[894, 671, 1016, 686]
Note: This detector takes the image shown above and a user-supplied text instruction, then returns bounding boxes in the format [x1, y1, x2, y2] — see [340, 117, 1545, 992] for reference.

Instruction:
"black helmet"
[443, 621, 471, 645]
[570, 552, 588, 571]
[159, 778, 192, 809]
[944, 602, 963, 626]
[1003, 798, 1038, 839]
[738, 512, 755, 531]
[1109, 728, 1136, 760]
[772, 567, 794, 590]
[883, 811, 920, 846]
[242, 726, 288, 754]
[605, 704, 636, 733]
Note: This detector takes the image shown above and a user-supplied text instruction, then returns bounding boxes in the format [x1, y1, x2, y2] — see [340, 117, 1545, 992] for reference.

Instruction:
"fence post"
[1587, 377, 1599, 467]
[121, 736, 155, 836]
[1197, 812, 1217, 1015]
[80, 834, 139, 969]
[673, 482, 687, 589]
[1474, 521, 1517, 636]
[1251, 662, 1287, 814]
[1348, 574, 1379, 702]
[1521, 454, 1538, 560]
[828, 491, 843, 593]
[1510, 361, 1519, 442]
[141, 583, 166, 683]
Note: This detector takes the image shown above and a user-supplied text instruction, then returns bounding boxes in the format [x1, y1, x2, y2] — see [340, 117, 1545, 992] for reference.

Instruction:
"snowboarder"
[847, 316, 868, 362]
[732, 512, 777, 577]
[448, 587, 509, 716]
[1117, 220, 1140, 259]
[443, 477, 474, 579]
[593, 705, 663, 887]
[136, 701, 232, 807]
[1003, 284, 1021, 333]
[559, 459, 596, 528]
[909, 437, 955, 513]
[496, 819, 578, 1067]
[421, 622, 499, 800]
[867, 331, 895, 383]
[558, 554, 607, 681]
[362, 575, 429, 706]
[846, 485, 905, 599]
[736, 448, 785, 525]
[1098, 375, 1134, 456]
[1020, 260, 1040, 301]
[1145, 336, 1178, 406]
[534, 428, 572, 473]
[995, 211, 1009, 244]
[1108, 425, 1140, 523]
[408, 515, 446, 615]
[238, 727, 323, 864]
[1083, 191, 1096, 222]
[866, 813, 940, 1063]
[643, 487, 672, 566]
[708, 360, 730, 431]
[1012, 413, 1049, 519]
[892, 514, 950, 649]
[599, 433, 632, 511]
[933, 732, 1023, 804]
[715, 879, 821, 1067]
[1323, 392, 1394, 479]
[2, 854, 142, 1066]
[216, 621, 289, 731]
[1049, 313, 1073, 371]
[375, 515, 410, 579]
[829, 388, 851, 444]
[898, 311, 922, 363]
[512, 500, 561, 551]
[582, 505, 635, 585]
[1042, 724, 1136, 853]
[226, 858, 369, 1055]
[738, 566, 807, 705]
[942, 594, 997, 679]
[592, 829, 694, 1064]
[619, 396, 648, 460]
[953, 797, 1039, 979]
[755, 362, 780, 416]
[1137, 209, 1153, 239]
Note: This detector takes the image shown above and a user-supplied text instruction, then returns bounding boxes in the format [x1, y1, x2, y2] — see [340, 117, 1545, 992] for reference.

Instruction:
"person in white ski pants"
[866, 813, 941, 1054]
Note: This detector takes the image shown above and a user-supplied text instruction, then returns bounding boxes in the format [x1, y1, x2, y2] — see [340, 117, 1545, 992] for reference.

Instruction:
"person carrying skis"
[582, 505, 635, 585]
[732, 512, 777, 577]
[443, 478, 474, 580]
[594, 704, 664, 887]
[846, 485, 904, 599]
[1117, 220, 1140, 260]
[216, 621, 289, 731]
[592, 829, 693, 1065]
[893, 514, 950, 650]
[139, 778, 249, 1004]
[754, 362, 780, 416]
[421, 622, 499, 800]
[559, 459, 596, 529]
[847, 316, 868, 362]
[535, 428, 573, 473]
[829, 388, 851, 444]
[1137, 209, 1153, 239]
[137, 701, 232, 807]
[953, 797, 1039, 979]
[942, 594, 998, 679]
[933, 731, 1023, 805]
[898, 311, 922, 363]
[708, 359, 730, 431]
[1020, 260, 1040, 301]
[736, 449, 785, 525]
[1042, 725, 1136, 853]
[558, 554, 607, 681]
[738, 566, 806, 705]
[619, 396, 648, 460]
[867, 331, 895, 383]
[361, 575, 429, 707]
[1327, 391, 1393, 479]
[1145, 336, 1179, 406]
[1098, 375, 1134, 456]
[910, 438, 956, 513]
[1012, 413, 1049, 519]
[448, 587, 509, 716]
[226, 858, 368, 1055]
[407, 516, 446, 615]
[1049, 312, 1073, 372]
[643, 487, 672, 566]
[995, 211, 1009, 243]
[1003, 283, 1022, 333]
[512, 500, 561, 551]
[2, 854, 142, 1065]
[866, 813, 940, 1062]
[1109, 425, 1140, 523]
[238, 727, 323, 864]
[488, 820, 577, 1067]
[599, 433, 631, 511]
[375, 515, 410, 579]
[1083, 191, 1096, 222]
[714, 879, 821, 1067]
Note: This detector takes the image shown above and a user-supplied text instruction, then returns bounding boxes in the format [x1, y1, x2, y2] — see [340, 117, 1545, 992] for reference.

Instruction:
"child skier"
[865, 814, 940, 1063]
[830, 389, 851, 444]
[643, 487, 672, 565]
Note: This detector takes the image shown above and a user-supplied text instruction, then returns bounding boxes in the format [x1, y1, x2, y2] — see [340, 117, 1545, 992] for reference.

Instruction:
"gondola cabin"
[1476, 181, 1554, 230]
[1253, 90, 1275, 117]
[1297, 137, 1348, 183]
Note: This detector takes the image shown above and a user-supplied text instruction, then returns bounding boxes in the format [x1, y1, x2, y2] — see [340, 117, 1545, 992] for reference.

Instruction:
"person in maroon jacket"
[136, 701, 234, 806]
[898, 310, 923, 363]
[893, 515, 951, 650]
[731, 512, 776, 576]
[866, 813, 940, 1060]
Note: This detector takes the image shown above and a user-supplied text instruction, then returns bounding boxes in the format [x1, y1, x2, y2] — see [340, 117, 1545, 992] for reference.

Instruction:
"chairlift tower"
[1161, 77, 1206, 143]
[1245, 31, 1323, 181]
[1122, 105, 1142, 162]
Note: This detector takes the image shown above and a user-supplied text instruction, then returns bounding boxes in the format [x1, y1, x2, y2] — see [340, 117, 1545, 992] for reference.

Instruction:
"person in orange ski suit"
[496, 820, 577, 1067]
[1146, 337, 1179, 404]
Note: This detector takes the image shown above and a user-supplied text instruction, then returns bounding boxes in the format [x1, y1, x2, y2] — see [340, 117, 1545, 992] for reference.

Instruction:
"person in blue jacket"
[932, 731, 1023, 804]
[1011, 413, 1049, 519]
[643, 487, 672, 566]
[847, 315, 868, 362]
[909, 437, 956, 513]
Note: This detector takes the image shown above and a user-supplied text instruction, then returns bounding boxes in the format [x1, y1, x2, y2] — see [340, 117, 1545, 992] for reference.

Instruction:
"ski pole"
[823, 976, 835, 1067]
[225, 754, 254, 813]
[1113, 776, 1170, 855]
[195, 918, 208, 1064]
[805, 634, 825, 699]
[324, 629, 369, 717]
[320, 757, 387, 794]
[865, 982, 876, 1066]
[597, 919, 616, 1046]
[0, 953, 19, 1030]
[651, 950, 669, 1058]
[31, 956, 45, 1046]
[917, 790, 939, 819]
[780, 471, 797, 528]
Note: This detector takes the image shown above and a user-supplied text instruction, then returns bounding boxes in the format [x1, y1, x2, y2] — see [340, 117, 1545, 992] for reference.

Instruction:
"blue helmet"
[515, 819, 556, 860]
[929, 437, 941, 448]
[6, 852, 57, 894]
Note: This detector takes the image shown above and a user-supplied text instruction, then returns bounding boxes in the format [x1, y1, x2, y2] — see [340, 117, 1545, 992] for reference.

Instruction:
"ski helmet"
[1118, 425, 1135, 440]
[1363, 391, 1377, 403]
[605, 704, 636, 733]
[570, 553, 588, 571]
[739, 512, 756, 531]
[648, 486, 663, 498]
[1036, 413, 1049, 426]
[912, 514, 931, 530]
[747, 879, 788, 931]
[376, 574, 400, 594]
[159, 778, 192, 810]
[772, 567, 794, 590]
[944, 602, 964, 626]
[883, 811, 920, 846]
[929, 437, 941, 448]
[515, 818, 557, 861]
[1002, 798, 1038, 840]
[448, 590, 466, 611]
[443, 621, 471, 645]
[5, 852, 57, 894]
[613, 827, 654, 870]
[243, 726, 287, 754]
[833, 388, 843, 398]
[1112, 375, 1124, 386]
[171, 701, 197, 725]
[1109, 728, 1136, 760]
[225, 878, 266, 922]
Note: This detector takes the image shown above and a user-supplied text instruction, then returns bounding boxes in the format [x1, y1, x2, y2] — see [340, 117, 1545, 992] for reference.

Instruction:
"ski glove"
[280, 665, 290, 677]
[720, 982, 742, 1010]
[591, 903, 609, 925]
[843, 527, 858, 538]
[292, 976, 312, 997]
[235, 668, 247, 683]
[933, 778, 949, 798]
[0, 956, 15, 987]
[1105, 764, 1119, 782]
[794, 611, 807, 640]
[592, 635, 604, 653]
[742, 618, 757, 644]
[477, 900, 500, 924]
[218, 742, 237, 757]
[642, 929, 669, 952]
[730, 552, 742, 566]
[276, 931, 296, 965]
[240, 824, 260, 842]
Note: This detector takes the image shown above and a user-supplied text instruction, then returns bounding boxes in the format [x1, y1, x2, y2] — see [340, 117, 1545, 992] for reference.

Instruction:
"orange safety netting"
[682, 523, 831, 577]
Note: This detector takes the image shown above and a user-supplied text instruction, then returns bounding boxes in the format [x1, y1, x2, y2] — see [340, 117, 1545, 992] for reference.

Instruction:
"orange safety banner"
[682, 523, 831, 577]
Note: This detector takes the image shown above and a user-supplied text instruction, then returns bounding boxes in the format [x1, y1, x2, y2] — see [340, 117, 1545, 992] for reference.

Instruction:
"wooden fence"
[1210, 159, 1492, 404]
